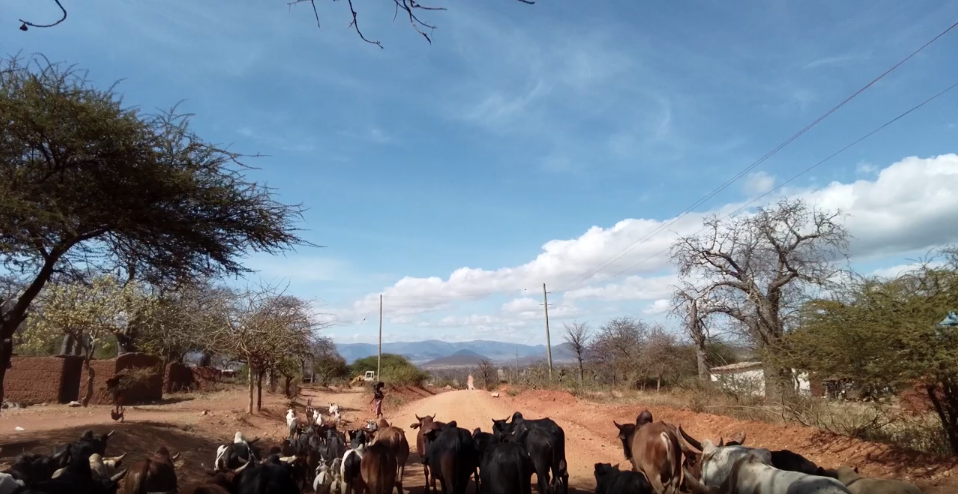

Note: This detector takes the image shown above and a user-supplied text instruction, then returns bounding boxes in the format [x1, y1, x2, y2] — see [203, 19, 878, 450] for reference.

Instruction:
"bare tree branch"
[18, 0, 67, 31]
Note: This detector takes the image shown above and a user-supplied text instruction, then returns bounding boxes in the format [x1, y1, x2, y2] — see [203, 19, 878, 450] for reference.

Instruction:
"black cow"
[14, 452, 127, 494]
[343, 430, 370, 494]
[54, 430, 115, 467]
[236, 455, 299, 494]
[7, 453, 65, 484]
[424, 421, 480, 494]
[492, 413, 568, 494]
[472, 429, 533, 494]
[594, 463, 652, 494]
[217, 439, 262, 471]
[770, 449, 828, 477]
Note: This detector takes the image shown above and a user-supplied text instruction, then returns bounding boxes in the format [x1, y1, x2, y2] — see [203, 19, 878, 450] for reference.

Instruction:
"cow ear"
[410, 423, 420, 429]
[853, 466, 859, 474]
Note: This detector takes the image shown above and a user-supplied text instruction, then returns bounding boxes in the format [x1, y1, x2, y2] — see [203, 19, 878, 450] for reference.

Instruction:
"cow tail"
[378, 451, 387, 494]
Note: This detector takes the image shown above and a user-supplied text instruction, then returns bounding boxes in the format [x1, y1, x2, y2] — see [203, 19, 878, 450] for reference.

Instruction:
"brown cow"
[410, 414, 447, 493]
[613, 410, 682, 494]
[371, 420, 410, 494]
[179, 461, 251, 494]
[121, 446, 180, 494]
[361, 441, 398, 494]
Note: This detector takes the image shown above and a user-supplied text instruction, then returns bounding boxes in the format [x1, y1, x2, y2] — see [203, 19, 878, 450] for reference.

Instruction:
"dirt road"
[386, 389, 623, 491]
[3, 384, 956, 493]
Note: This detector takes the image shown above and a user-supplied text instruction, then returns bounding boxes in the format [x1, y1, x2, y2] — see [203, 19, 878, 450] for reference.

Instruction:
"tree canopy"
[782, 248, 958, 452]
[0, 55, 308, 405]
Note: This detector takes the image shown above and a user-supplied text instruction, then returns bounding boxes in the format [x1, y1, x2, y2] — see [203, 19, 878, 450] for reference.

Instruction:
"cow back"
[630, 423, 681, 493]
[479, 442, 533, 494]
[360, 442, 397, 494]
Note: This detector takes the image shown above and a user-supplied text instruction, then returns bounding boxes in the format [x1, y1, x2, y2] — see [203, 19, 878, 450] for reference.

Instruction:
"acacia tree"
[783, 248, 958, 452]
[670, 198, 848, 398]
[640, 325, 683, 392]
[0, 56, 307, 405]
[136, 279, 229, 365]
[563, 320, 590, 385]
[17, 0, 535, 47]
[28, 275, 150, 406]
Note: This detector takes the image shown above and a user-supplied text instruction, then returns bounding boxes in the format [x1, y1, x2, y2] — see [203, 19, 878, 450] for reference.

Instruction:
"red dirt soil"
[501, 389, 957, 492]
[1, 384, 954, 493]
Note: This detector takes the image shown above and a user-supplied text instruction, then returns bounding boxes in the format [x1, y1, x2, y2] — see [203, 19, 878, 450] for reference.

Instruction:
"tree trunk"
[577, 358, 584, 386]
[267, 367, 277, 393]
[762, 360, 790, 401]
[82, 357, 95, 407]
[246, 365, 254, 415]
[284, 375, 293, 398]
[256, 370, 264, 411]
[0, 251, 64, 407]
[656, 377, 661, 393]
[926, 381, 958, 454]
[199, 351, 213, 367]
[695, 343, 710, 383]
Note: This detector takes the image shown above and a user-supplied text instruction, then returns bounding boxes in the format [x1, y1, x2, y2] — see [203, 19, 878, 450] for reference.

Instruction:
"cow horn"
[52, 467, 67, 479]
[234, 459, 252, 473]
[677, 425, 703, 452]
[52, 449, 66, 460]
[106, 430, 115, 437]
[110, 469, 128, 482]
[279, 456, 297, 463]
[729, 432, 746, 445]
[171, 452, 181, 461]
[682, 466, 718, 494]
[717, 437, 725, 447]
[415, 414, 423, 421]
[108, 453, 127, 463]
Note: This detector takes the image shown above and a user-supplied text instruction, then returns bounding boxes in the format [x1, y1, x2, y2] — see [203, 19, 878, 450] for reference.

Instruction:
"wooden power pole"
[542, 283, 554, 381]
[378, 294, 383, 381]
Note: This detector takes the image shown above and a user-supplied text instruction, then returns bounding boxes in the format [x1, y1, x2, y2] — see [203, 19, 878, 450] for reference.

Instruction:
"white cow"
[685, 442, 851, 494]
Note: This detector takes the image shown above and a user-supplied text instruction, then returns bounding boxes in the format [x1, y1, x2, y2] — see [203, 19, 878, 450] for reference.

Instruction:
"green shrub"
[350, 354, 429, 386]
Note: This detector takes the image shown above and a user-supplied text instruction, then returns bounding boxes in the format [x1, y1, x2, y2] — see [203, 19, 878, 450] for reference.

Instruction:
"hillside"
[420, 349, 487, 369]
[335, 339, 579, 365]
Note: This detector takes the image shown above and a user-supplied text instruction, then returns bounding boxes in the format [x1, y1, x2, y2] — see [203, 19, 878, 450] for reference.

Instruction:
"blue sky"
[5, 0, 958, 345]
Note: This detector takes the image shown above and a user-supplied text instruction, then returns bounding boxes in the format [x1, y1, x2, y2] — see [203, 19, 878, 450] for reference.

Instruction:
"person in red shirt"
[369, 381, 385, 418]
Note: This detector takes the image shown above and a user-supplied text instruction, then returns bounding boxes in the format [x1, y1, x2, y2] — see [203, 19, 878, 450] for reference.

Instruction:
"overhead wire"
[579, 78, 958, 290]
[553, 18, 958, 295]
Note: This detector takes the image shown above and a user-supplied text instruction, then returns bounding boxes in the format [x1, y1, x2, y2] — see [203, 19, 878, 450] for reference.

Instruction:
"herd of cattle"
[0, 403, 929, 494]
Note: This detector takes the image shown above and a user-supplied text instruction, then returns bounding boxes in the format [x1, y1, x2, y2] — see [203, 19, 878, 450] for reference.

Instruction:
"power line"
[554, 18, 958, 296]
[577, 78, 958, 291]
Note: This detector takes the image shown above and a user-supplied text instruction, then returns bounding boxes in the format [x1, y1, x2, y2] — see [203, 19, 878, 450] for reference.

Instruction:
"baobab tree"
[670, 198, 849, 398]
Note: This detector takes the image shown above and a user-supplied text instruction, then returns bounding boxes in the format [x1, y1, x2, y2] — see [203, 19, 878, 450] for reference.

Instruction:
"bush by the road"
[350, 353, 429, 386]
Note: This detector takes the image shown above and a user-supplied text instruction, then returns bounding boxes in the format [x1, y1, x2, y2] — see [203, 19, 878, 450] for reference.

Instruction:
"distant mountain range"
[335, 339, 579, 367]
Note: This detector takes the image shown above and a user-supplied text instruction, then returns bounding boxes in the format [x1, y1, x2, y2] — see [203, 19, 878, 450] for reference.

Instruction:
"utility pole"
[515, 347, 519, 383]
[542, 283, 554, 381]
[378, 294, 383, 381]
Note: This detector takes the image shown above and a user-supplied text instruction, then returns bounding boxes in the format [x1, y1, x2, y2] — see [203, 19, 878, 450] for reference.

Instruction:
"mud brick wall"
[5, 356, 84, 405]
[164, 362, 196, 393]
[79, 353, 163, 405]
[191, 366, 224, 390]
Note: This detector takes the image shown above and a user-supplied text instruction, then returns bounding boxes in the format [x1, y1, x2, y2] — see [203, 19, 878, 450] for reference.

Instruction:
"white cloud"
[856, 161, 878, 175]
[643, 299, 672, 315]
[330, 154, 958, 328]
[742, 171, 776, 195]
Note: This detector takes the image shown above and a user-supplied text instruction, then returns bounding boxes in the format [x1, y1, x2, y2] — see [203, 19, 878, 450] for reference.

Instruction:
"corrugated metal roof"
[710, 361, 763, 372]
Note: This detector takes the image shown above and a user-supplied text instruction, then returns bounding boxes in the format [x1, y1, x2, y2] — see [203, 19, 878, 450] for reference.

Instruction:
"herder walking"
[369, 381, 385, 419]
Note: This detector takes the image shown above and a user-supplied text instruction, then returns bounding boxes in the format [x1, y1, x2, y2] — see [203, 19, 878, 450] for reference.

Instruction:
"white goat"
[286, 408, 299, 438]
[313, 461, 333, 494]
[328, 402, 340, 415]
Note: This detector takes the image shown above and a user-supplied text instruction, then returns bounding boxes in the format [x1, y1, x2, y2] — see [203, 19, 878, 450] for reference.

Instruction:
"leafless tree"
[476, 358, 496, 390]
[16, 0, 534, 48]
[563, 320, 590, 385]
[640, 325, 683, 392]
[210, 283, 317, 414]
[587, 316, 649, 387]
[670, 198, 849, 398]
[670, 288, 714, 382]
